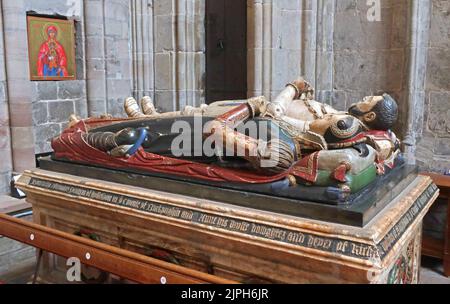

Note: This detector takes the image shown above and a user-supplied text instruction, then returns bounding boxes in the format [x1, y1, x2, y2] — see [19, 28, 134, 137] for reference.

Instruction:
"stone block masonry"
[415, 0, 450, 173]
[32, 80, 87, 154]
[247, 0, 449, 173]
[0, 0, 207, 194]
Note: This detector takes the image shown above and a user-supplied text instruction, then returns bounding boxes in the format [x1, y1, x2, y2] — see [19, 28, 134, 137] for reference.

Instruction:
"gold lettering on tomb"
[199, 214, 218, 225]
[286, 232, 305, 244]
[307, 235, 332, 250]
[250, 223, 287, 240]
[229, 220, 249, 232]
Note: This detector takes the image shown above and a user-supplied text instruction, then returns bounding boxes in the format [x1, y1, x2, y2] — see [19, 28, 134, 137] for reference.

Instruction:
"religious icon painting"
[27, 16, 76, 81]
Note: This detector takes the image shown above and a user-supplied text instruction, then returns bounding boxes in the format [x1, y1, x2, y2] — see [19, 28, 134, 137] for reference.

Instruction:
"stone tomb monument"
[17, 78, 438, 283]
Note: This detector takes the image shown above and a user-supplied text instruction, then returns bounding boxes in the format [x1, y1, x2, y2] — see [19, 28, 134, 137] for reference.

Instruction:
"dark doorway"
[205, 0, 247, 104]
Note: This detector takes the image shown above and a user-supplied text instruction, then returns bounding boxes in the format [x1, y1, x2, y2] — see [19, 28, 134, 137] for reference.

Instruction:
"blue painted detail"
[325, 187, 346, 203]
[270, 179, 290, 192]
[127, 128, 148, 156]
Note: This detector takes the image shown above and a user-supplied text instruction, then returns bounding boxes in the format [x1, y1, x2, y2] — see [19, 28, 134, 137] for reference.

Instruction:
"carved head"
[348, 94, 398, 131]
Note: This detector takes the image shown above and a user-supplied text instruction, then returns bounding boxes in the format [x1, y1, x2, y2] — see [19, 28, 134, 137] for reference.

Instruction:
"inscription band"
[27, 177, 437, 261]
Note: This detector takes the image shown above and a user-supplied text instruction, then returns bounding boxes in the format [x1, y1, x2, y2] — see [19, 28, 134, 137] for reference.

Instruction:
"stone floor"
[420, 256, 450, 284]
[0, 195, 31, 214]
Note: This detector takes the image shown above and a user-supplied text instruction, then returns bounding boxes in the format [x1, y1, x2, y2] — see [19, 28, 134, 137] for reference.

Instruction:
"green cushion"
[314, 164, 377, 193]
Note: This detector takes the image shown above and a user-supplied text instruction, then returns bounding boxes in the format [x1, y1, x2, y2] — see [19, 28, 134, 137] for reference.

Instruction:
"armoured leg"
[84, 128, 145, 157]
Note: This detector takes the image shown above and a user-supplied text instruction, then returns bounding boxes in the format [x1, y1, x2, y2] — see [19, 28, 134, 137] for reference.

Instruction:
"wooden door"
[206, 0, 247, 104]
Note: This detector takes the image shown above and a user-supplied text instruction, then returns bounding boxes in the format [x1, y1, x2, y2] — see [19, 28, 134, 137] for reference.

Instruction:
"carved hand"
[254, 139, 295, 173]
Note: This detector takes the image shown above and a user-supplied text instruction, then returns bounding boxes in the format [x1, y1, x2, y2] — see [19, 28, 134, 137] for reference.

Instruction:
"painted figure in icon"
[37, 25, 68, 77]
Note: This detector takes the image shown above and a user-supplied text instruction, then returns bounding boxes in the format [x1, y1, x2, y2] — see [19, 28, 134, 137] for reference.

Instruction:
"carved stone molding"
[131, 0, 154, 101]
[138, 0, 205, 112]
[312, 0, 336, 104]
[247, 0, 274, 99]
[0, 0, 13, 192]
[403, 0, 432, 165]
[1, 0, 35, 172]
[247, 0, 335, 101]
[84, 0, 107, 117]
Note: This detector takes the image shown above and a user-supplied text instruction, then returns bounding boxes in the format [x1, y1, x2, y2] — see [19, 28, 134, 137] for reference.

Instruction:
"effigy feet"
[141, 96, 158, 116]
[124, 96, 159, 118]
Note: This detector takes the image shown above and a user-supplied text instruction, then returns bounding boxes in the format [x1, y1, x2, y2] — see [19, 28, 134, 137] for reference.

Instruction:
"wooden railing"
[0, 213, 237, 284]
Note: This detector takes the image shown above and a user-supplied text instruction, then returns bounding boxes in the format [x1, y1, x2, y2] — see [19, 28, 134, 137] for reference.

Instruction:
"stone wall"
[327, 0, 450, 172]
[247, 0, 449, 173]
[84, 0, 132, 118]
[247, 0, 316, 100]
[0, 0, 206, 194]
[153, 0, 205, 112]
[332, 0, 410, 112]
[416, 0, 450, 173]
[248, 0, 413, 125]
[84, 0, 206, 115]
[3, 0, 132, 154]
[0, 0, 87, 158]
[0, 1, 12, 194]
[248, 0, 409, 109]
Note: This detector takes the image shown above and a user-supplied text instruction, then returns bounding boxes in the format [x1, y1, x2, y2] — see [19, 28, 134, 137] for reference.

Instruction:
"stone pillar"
[0, 1, 13, 194]
[153, 0, 205, 112]
[104, 0, 133, 117]
[403, 0, 431, 164]
[247, 0, 318, 100]
[178, 0, 205, 108]
[1, 0, 36, 173]
[131, 0, 154, 101]
[313, 0, 335, 105]
[247, 0, 273, 99]
[84, 0, 108, 117]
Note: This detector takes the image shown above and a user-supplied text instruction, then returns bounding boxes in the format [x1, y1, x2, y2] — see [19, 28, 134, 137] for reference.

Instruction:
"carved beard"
[348, 106, 374, 129]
